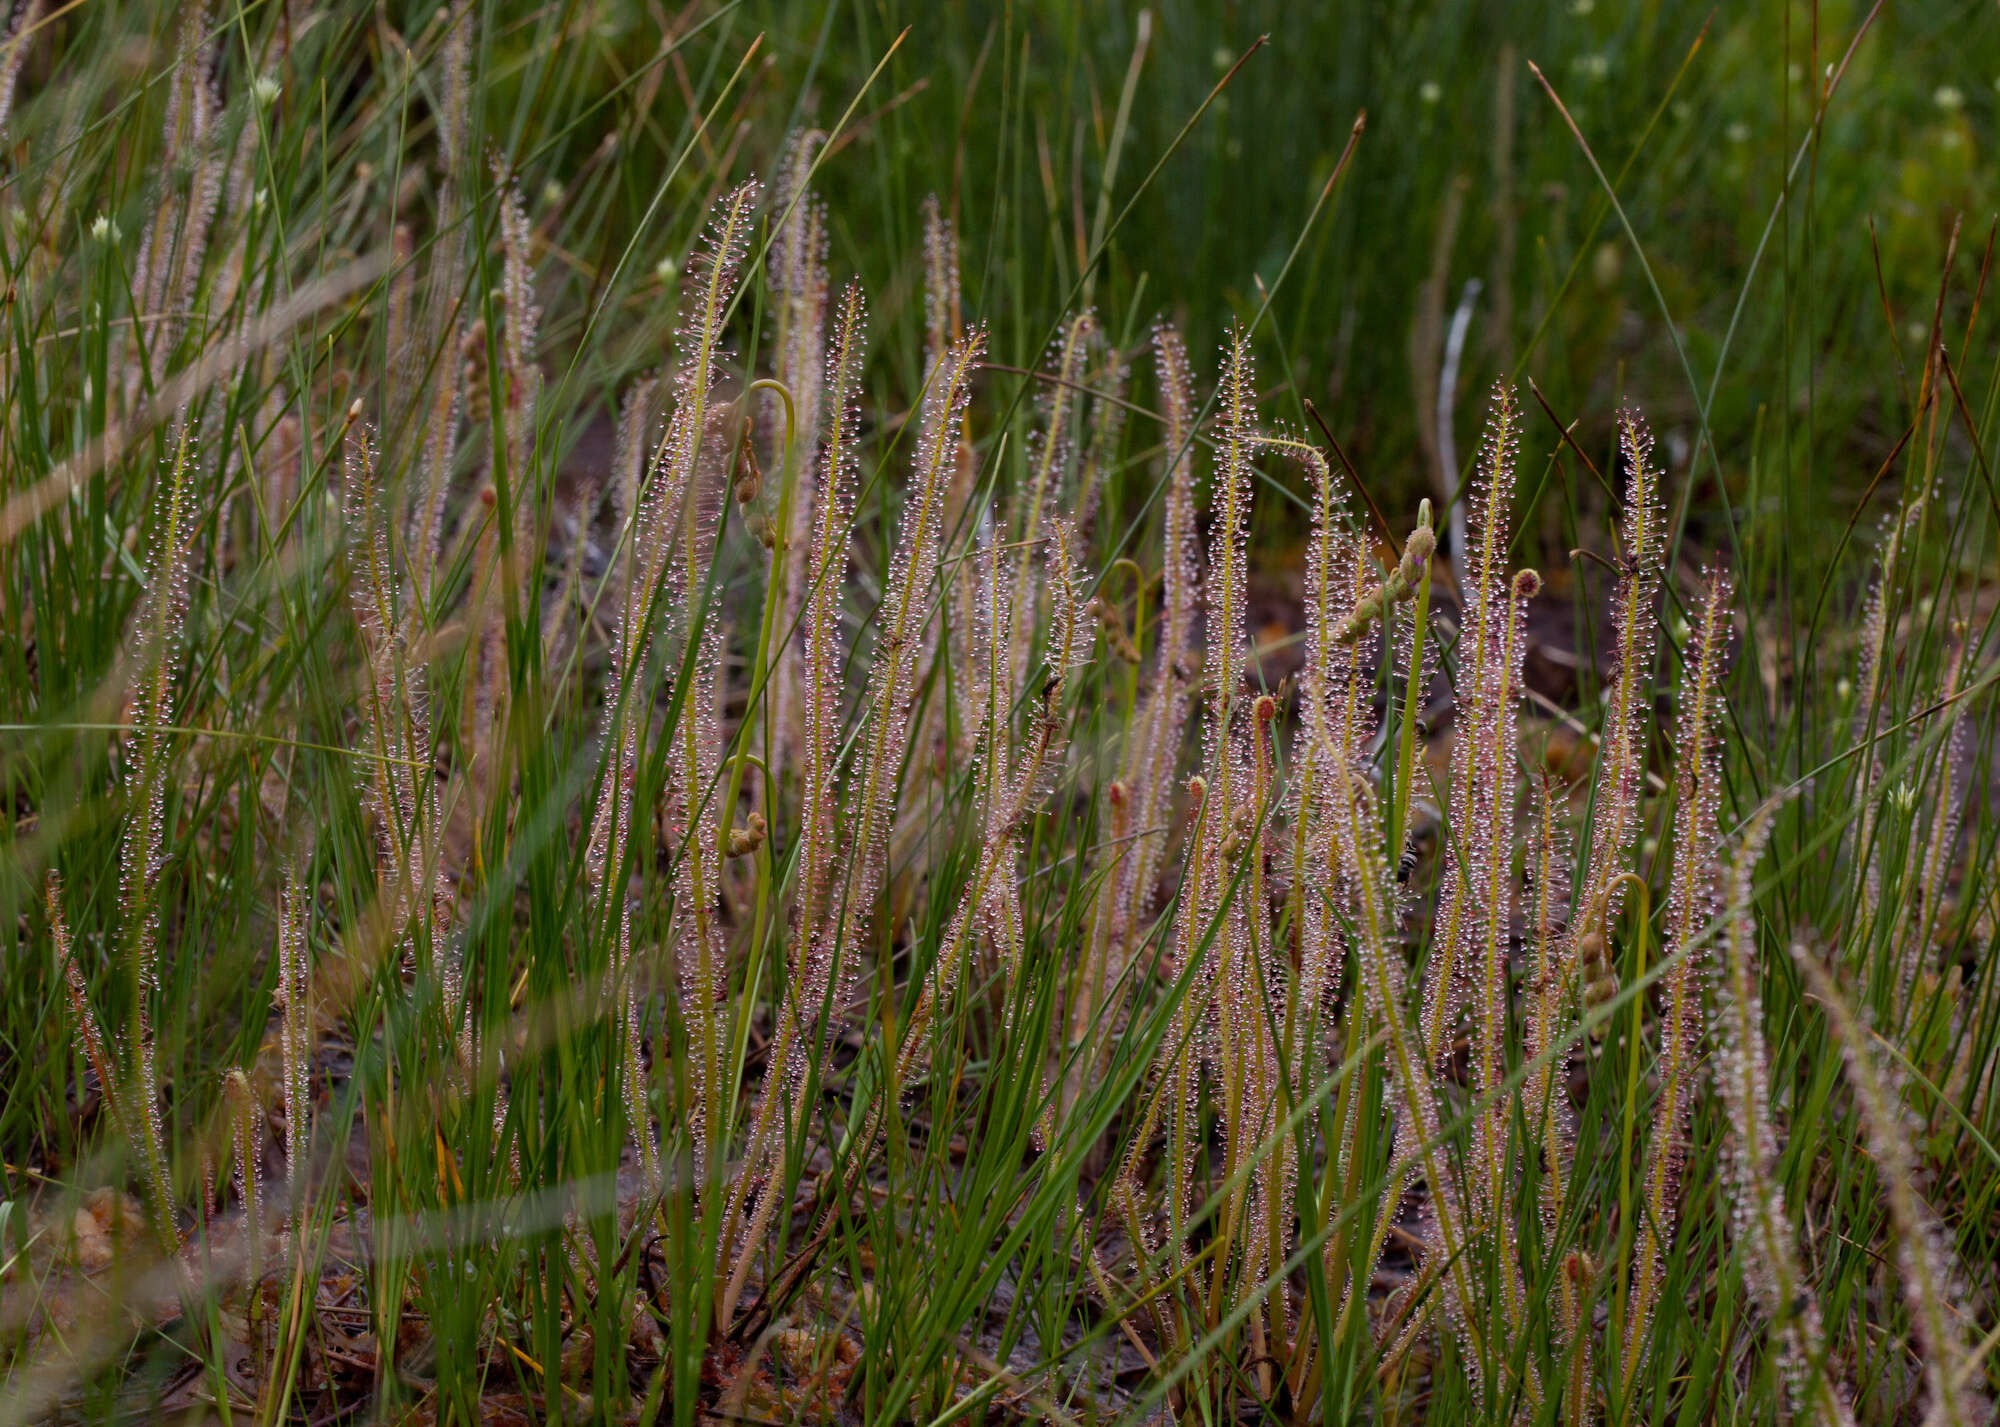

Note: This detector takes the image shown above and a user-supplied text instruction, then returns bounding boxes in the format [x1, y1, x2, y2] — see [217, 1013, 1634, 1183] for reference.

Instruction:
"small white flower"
[1937, 127, 1964, 150]
[1836, 677, 1853, 701]
[1917, 594, 1935, 618]
[89, 213, 119, 243]
[1726, 120, 1751, 145]
[1418, 79, 1442, 105]
[1568, 0, 1594, 13]
[1592, 241, 1621, 288]
[541, 178, 564, 207]
[1576, 52, 1609, 81]
[1890, 781, 1918, 813]
[1787, 62, 1803, 84]
[1934, 84, 1965, 112]
[654, 254, 679, 285]
[252, 74, 282, 107]
[1212, 46, 1233, 70]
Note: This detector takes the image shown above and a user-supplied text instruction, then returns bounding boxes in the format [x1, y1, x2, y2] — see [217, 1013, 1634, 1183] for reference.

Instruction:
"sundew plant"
[1, 3, 1997, 1425]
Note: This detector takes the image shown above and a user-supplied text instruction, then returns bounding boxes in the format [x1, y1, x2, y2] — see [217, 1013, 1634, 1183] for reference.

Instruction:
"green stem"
[1611, 874, 1652, 1419]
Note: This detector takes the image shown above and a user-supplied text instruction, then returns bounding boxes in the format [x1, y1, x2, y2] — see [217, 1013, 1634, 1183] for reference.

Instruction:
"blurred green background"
[507, 0, 2000, 573]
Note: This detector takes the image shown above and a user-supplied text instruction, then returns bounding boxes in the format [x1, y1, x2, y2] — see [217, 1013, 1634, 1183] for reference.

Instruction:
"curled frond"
[584, 375, 666, 1191]
[1851, 488, 1930, 923]
[1205, 326, 1259, 759]
[1270, 431, 1358, 1027]
[436, 1, 473, 174]
[125, 426, 203, 954]
[1456, 557, 1540, 1405]
[895, 498, 1084, 1104]
[669, 608, 728, 1181]
[634, 178, 763, 627]
[0, 0, 47, 139]
[990, 518, 1090, 842]
[224, 1068, 264, 1273]
[1115, 323, 1201, 937]
[1163, 326, 1265, 1338]
[1522, 775, 1591, 1419]
[1902, 631, 1973, 998]
[1793, 947, 1985, 1427]
[491, 155, 542, 495]
[615, 203, 764, 1170]
[406, 13, 473, 596]
[344, 425, 464, 1145]
[117, 426, 206, 1254]
[1111, 336, 1208, 1299]
[1714, 798, 1853, 1425]
[130, 6, 221, 377]
[1266, 433, 1344, 688]
[795, 282, 867, 962]
[1423, 383, 1522, 1069]
[1075, 329, 1199, 1106]
[1074, 338, 1130, 535]
[1312, 693, 1486, 1400]
[769, 130, 828, 300]
[1009, 311, 1096, 691]
[921, 193, 962, 368]
[1622, 566, 1733, 1393]
[842, 327, 985, 959]
[767, 132, 833, 775]
[1466, 381, 1524, 639]
[50, 873, 122, 1158]
[1580, 408, 1666, 942]
[718, 284, 870, 1321]
[345, 428, 430, 918]
[275, 864, 313, 1188]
